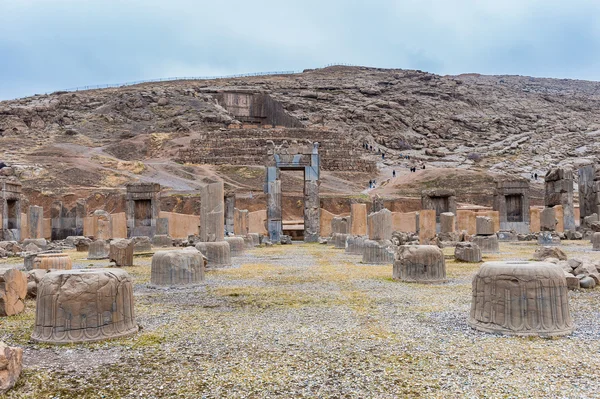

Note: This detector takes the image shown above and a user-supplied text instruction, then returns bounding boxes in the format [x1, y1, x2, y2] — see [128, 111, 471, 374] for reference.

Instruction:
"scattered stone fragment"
[0, 341, 23, 395]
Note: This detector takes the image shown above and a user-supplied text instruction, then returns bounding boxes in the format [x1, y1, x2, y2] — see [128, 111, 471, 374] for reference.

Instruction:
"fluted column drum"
[468, 261, 573, 336]
[195, 242, 231, 268]
[393, 245, 446, 283]
[345, 236, 367, 255]
[224, 237, 245, 257]
[32, 253, 72, 271]
[333, 233, 349, 249]
[362, 240, 394, 264]
[151, 249, 205, 286]
[32, 269, 138, 344]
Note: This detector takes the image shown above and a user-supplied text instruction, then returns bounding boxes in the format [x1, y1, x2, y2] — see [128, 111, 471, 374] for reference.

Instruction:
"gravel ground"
[2, 242, 600, 398]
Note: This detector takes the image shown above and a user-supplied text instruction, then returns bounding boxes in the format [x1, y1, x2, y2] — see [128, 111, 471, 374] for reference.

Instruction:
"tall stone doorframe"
[545, 168, 575, 231]
[265, 141, 320, 243]
[421, 189, 457, 223]
[126, 183, 160, 238]
[0, 178, 22, 241]
[493, 180, 530, 233]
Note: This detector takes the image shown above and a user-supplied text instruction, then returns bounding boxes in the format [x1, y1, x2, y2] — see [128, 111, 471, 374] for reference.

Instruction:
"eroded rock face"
[454, 242, 482, 263]
[195, 242, 231, 268]
[533, 246, 567, 261]
[32, 269, 138, 344]
[32, 253, 72, 271]
[0, 269, 27, 316]
[393, 245, 447, 283]
[109, 239, 134, 266]
[151, 249, 206, 286]
[0, 342, 23, 394]
[224, 237, 245, 256]
[469, 261, 572, 336]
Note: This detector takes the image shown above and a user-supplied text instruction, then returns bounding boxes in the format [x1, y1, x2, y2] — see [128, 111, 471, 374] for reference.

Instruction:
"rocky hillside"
[0, 65, 598, 198]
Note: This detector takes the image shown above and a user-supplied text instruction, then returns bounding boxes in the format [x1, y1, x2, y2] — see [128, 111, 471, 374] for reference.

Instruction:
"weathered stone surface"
[0, 269, 27, 316]
[151, 234, 173, 248]
[592, 232, 600, 251]
[456, 210, 477, 235]
[580, 276, 596, 289]
[26, 269, 50, 299]
[475, 216, 494, 236]
[233, 208, 249, 236]
[440, 212, 455, 234]
[367, 209, 392, 241]
[32, 269, 138, 344]
[224, 237, 245, 256]
[393, 245, 446, 283]
[469, 261, 572, 336]
[132, 236, 152, 253]
[32, 253, 72, 271]
[454, 242, 482, 263]
[540, 207, 557, 231]
[248, 233, 260, 247]
[545, 167, 575, 230]
[471, 235, 499, 253]
[200, 181, 225, 242]
[533, 246, 567, 261]
[345, 235, 367, 255]
[418, 209, 437, 244]
[109, 239, 134, 267]
[350, 204, 368, 236]
[332, 233, 349, 249]
[150, 249, 206, 286]
[331, 216, 351, 235]
[0, 341, 23, 395]
[195, 241, 231, 268]
[362, 240, 394, 264]
[565, 273, 580, 290]
[88, 240, 110, 260]
[537, 231, 561, 246]
[22, 238, 47, 250]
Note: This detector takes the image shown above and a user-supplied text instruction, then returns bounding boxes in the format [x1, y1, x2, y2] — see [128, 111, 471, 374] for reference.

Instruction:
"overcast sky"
[1, 0, 599, 100]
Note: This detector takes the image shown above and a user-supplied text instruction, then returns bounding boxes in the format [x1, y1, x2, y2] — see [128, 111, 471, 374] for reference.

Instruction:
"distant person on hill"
[392, 170, 396, 178]
[0, 162, 6, 169]
[535, 173, 538, 180]
[382, 153, 385, 160]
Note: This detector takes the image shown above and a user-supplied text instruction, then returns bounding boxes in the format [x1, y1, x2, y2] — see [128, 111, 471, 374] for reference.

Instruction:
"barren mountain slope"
[0, 66, 598, 198]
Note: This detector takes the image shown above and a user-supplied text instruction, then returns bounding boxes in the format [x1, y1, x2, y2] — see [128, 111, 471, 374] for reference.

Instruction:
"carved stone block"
[32, 268, 138, 343]
[454, 242, 482, 263]
[224, 237, 245, 257]
[195, 241, 231, 268]
[469, 261, 572, 336]
[33, 253, 72, 270]
[151, 249, 206, 286]
[362, 240, 394, 264]
[472, 235, 499, 253]
[109, 239, 134, 267]
[345, 235, 367, 255]
[0, 341, 23, 394]
[0, 269, 27, 316]
[393, 245, 447, 283]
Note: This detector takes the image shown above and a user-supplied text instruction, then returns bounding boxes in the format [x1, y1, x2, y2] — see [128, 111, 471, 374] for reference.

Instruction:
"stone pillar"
[233, 208, 249, 236]
[303, 165, 320, 243]
[545, 168, 575, 230]
[28, 206, 43, 239]
[331, 216, 351, 235]
[225, 194, 235, 235]
[540, 207, 557, 231]
[109, 239, 134, 267]
[440, 212, 456, 233]
[200, 181, 225, 242]
[350, 203, 367, 236]
[578, 164, 595, 225]
[418, 209, 436, 244]
[368, 209, 392, 241]
[75, 199, 86, 237]
[50, 201, 62, 241]
[372, 196, 385, 213]
[265, 167, 282, 243]
[93, 210, 113, 240]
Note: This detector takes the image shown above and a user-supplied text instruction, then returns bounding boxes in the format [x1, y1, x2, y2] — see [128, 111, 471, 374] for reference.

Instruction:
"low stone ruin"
[152, 234, 173, 248]
[224, 236, 246, 256]
[557, 258, 600, 290]
[26, 269, 50, 299]
[32, 253, 72, 270]
[438, 212, 458, 242]
[469, 261, 572, 336]
[248, 233, 260, 247]
[32, 269, 138, 344]
[151, 249, 206, 287]
[362, 240, 394, 264]
[393, 245, 447, 283]
[132, 236, 152, 253]
[471, 216, 499, 253]
[533, 246, 567, 261]
[345, 235, 367, 255]
[454, 242, 482, 263]
[0, 341, 22, 395]
[88, 240, 110, 260]
[109, 239, 134, 267]
[0, 268, 27, 316]
[332, 233, 349, 249]
[195, 242, 232, 268]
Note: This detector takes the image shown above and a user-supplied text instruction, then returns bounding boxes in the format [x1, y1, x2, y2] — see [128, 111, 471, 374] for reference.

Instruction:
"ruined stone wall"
[177, 128, 376, 173]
